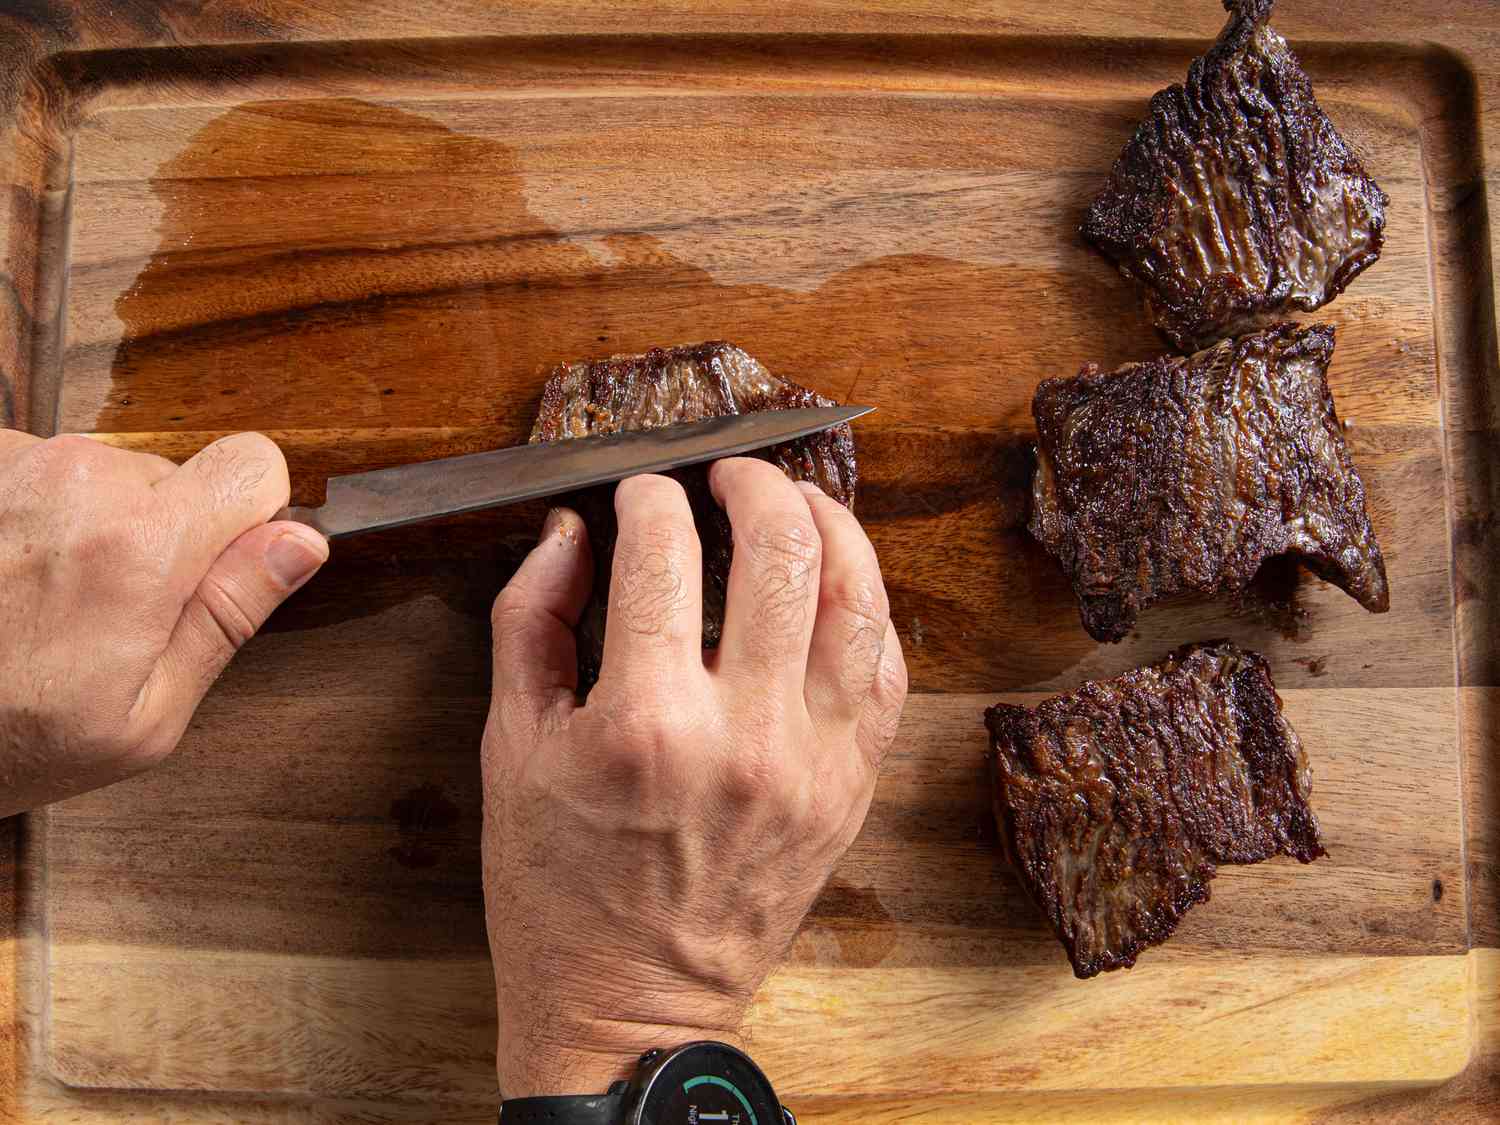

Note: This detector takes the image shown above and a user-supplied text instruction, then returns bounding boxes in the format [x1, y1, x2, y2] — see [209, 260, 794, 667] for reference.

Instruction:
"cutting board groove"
[2, 14, 1496, 1123]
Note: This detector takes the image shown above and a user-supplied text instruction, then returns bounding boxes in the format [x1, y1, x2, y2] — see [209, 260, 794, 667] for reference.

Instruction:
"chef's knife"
[282, 405, 872, 539]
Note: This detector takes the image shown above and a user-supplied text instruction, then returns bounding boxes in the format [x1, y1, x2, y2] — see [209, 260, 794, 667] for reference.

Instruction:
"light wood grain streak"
[41, 945, 1472, 1101]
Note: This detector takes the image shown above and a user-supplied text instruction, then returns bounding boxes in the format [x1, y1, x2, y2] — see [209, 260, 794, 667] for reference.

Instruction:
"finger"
[134, 520, 328, 749]
[796, 482, 891, 728]
[710, 458, 822, 694]
[153, 432, 291, 590]
[600, 474, 704, 684]
[491, 508, 593, 731]
[855, 619, 908, 774]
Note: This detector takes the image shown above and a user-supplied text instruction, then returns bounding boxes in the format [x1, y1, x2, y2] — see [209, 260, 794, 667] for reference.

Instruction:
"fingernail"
[266, 527, 329, 589]
[540, 507, 585, 548]
[540, 507, 565, 540]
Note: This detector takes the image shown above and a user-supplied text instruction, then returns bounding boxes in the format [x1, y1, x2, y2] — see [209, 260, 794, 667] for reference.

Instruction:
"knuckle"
[490, 586, 533, 634]
[194, 572, 261, 654]
[196, 432, 285, 507]
[612, 541, 690, 639]
[747, 517, 821, 572]
[489, 683, 546, 745]
[41, 433, 102, 462]
[823, 573, 884, 622]
[855, 643, 908, 770]
[743, 519, 820, 638]
[823, 576, 890, 696]
[776, 768, 838, 841]
[29, 434, 105, 488]
[875, 695, 905, 746]
[880, 644, 910, 705]
[837, 623, 885, 702]
[587, 700, 692, 788]
[719, 743, 784, 805]
[805, 767, 857, 838]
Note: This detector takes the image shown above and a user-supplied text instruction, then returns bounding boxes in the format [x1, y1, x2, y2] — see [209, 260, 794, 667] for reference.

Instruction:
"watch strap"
[499, 1090, 626, 1124]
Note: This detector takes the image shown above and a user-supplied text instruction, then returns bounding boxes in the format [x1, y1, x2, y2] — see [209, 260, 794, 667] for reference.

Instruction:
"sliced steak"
[985, 642, 1324, 978]
[1030, 322, 1388, 642]
[1081, 0, 1388, 352]
[529, 341, 857, 688]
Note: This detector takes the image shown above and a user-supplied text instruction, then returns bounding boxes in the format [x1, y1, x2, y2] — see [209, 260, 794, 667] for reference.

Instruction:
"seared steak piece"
[529, 342, 857, 688]
[1030, 322, 1387, 642]
[1081, 0, 1388, 352]
[986, 642, 1324, 978]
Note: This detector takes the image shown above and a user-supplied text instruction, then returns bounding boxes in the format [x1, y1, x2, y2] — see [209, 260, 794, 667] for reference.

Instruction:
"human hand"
[0, 429, 328, 818]
[481, 457, 908, 1097]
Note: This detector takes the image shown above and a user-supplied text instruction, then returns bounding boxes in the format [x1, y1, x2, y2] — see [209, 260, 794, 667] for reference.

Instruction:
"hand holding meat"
[0, 429, 328, 818]
[481, 458, 908, 1097]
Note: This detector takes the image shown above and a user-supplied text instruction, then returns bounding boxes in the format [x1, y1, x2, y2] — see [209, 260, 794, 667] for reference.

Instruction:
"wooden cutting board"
[3, 3, 1498, 1122]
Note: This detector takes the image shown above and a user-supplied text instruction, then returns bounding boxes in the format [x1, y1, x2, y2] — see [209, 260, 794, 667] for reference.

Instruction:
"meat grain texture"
[1081, 0, 1388, 351]
[529, 342, 857, 688]
[1030, 322, 1388, 642]
[986, 642, 1325, 978]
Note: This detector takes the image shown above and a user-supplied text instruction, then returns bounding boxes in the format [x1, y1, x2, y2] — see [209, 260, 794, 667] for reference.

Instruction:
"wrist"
[497, 1018, 747, 1099]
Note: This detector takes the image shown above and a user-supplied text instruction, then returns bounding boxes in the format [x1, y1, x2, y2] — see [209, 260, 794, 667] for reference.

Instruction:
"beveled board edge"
[0, 2, 1496, 1122]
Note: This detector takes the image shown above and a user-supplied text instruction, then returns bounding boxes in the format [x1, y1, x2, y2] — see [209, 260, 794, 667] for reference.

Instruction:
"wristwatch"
[499, 1041, 794, 1125]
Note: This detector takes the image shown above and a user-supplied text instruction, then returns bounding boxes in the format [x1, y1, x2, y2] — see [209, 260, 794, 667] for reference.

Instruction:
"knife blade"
[283, 404, 873, 539]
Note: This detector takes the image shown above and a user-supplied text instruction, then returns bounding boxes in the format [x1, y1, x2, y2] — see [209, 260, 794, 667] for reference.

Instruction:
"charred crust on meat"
[1081, 0, 1388, 351]
[985, 641, 1325, 979]
[1029, 323, 1388, 643]
[529, 342, 857, 689]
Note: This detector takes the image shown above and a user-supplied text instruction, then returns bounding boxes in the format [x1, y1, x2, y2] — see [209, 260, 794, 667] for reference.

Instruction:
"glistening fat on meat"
[1029, 322, 1388, 643]
[1081, 0, 1388, 352]
[986, 642, 1325, 978]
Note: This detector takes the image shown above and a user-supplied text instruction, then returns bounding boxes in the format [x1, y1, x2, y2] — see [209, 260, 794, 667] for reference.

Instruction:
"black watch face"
[638, 1043, 781, 1125]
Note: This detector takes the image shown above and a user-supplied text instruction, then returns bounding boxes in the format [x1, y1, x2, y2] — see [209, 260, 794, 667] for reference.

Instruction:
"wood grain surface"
[2, 2, 1498, 1122]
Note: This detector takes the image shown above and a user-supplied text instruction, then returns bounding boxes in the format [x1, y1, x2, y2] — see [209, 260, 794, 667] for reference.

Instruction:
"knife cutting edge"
[282, 405, 874, 539]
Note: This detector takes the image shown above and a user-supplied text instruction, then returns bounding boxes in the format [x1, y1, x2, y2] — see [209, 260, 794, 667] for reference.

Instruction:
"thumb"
[137, 521, 329, 739]
[490, 507, 593, 730]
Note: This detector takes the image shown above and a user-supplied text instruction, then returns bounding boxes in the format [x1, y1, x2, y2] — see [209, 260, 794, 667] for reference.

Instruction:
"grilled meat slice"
[1081, 0, 1388, 352]
[1030, 322, 1387, 642]
[529, 342, 857, 688]
[986, 642, 1324, 978]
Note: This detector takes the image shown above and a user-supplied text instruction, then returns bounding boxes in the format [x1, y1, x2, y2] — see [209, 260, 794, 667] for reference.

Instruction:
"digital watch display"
[632, 1041, 786, 1125]
[498, 1041, 792, 1125]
